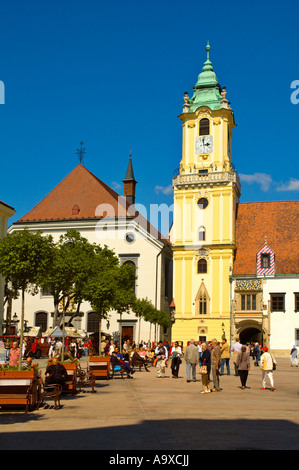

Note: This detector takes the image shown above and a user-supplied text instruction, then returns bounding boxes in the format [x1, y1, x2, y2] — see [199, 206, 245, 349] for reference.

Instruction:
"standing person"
[88, 338, 93, 355]
[155, 341, 168, 378]
[56, 339, 63, 357]
[8, 341, 20, 367]
[48, 337, 56, 359]
[260, 346, 276, 391]
[231, 337, 242, 376]
[290, 345, 298, 367]
[200, 342, 211, 393]
[109, 340, 115, 355]
[210, 339, 221, 392]
[4, 339, 10, 362]
[170, 341, 182, 379]
[184, 339, 199, 383]
[197, 342, 203, 365]
[220, 338, 231, 375]
[100, 337, 106, 357]
[253, 342, 261, 366]
[83, 340, 89, 357]
[69, 339, 77, 358]
[236, 345, 250, 389]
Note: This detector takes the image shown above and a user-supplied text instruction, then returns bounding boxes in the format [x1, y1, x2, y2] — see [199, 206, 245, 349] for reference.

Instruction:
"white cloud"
[276, 178, 299, 192]
[111, 181, 121, 191]
[239, 173, 273, 192]
[155, 184, 173, 195]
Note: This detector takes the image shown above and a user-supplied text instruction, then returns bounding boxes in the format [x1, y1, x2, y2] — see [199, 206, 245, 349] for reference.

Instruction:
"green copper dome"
[188, 42, 223, 112]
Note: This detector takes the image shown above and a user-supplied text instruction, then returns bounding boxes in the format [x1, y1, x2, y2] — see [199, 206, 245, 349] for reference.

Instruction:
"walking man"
[184, 339, 199, 382]
[211, 339, 221, 391]
[220, 338, 231, 375]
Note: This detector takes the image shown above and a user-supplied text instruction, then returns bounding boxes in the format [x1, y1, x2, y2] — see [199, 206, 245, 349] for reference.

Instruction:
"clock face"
[195, 135, 213, 154]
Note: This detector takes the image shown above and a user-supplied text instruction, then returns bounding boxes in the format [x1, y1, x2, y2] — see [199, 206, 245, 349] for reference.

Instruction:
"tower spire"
[123, 150, 137, 206]
[188, 42, 222, 112]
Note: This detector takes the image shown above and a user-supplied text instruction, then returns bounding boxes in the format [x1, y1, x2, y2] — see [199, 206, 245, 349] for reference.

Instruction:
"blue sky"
[1, 0, 298, 229]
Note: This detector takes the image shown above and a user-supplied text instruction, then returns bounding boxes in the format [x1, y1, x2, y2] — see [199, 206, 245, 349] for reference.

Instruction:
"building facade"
[170, 43, 240, 346]
[8, 160, 172, 345]
[232, 201, 299, 356]
[170, 45, 299, 354]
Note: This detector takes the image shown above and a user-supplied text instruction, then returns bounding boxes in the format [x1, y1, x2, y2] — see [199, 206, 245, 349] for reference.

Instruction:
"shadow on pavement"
[0, 417, 299, 450]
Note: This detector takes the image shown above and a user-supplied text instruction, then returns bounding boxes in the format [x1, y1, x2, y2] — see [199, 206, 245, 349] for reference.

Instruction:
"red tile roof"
[18, 164, 129, 222]
[234, 201, 299, 275]
[16, 164, 168, 243]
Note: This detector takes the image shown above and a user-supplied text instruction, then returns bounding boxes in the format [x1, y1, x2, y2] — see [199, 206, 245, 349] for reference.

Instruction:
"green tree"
[0, 229, 53, 369]
[38, 230, 97, 329]
[133, 298, 172, 343]
[82, 249, 136, 354]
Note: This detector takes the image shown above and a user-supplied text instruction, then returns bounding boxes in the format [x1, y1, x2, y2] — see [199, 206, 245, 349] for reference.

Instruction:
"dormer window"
[199, 118, 210, 135]
[257, 242, 275, 275]
[261, 253, 270, 269]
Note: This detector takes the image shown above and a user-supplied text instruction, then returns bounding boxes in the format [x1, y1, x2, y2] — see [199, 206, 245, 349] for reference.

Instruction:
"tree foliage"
[0, 229, 53, 368]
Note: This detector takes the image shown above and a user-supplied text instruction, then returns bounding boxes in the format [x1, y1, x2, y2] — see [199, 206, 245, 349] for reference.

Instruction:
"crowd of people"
[181, 338, 279, 393]
[48, 337, 94, 359]
[99, 337, 282, 393]
[3, 335, 299, 395]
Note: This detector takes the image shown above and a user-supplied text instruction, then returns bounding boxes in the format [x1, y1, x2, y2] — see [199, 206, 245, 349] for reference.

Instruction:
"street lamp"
[221, 322, 226, 340]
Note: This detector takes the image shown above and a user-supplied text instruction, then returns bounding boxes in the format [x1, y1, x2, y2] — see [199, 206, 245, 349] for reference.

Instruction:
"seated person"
[110, 351, 134, 378]
[138, 347, 147, 358]
[23, 357, 35, 369]
[45, 357, 68, 386]
[145, 348, 154, 363]
[132, 349, 150, 372]
[122, 349, 130, 362]
[115, 348, 124, 361]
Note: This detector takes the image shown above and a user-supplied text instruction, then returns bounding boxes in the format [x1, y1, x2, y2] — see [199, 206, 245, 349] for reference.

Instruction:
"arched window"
[197, 259, 207, 274]
[87, 312, 99, 333]
[195, 282, 210, 315]
[123, 260, 136, 293]
[199, 227, 206, 241]
[199, 118, 210, 136]
[198, 293, 207, 315]
[35, 311, 48, 333]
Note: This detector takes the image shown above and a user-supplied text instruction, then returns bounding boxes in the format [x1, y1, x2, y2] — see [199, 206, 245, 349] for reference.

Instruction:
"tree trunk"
[53, 300, 59, 327]
[98, 315, 102, 356]
[18, 288, 25, 370]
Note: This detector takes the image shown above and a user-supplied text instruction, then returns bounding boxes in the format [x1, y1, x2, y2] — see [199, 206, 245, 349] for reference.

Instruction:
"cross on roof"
[76, 142, 86, 164]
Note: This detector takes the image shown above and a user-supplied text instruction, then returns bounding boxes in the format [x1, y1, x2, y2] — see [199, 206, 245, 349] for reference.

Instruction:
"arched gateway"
[235, 321, 265, 345]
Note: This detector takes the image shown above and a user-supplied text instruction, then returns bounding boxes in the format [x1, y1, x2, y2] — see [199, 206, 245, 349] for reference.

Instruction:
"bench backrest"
[0, 379, 32, 395]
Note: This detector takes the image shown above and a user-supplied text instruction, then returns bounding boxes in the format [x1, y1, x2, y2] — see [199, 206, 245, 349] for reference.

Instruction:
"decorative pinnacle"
[76, 141, 86, 164]
[206, 41, 210, 60]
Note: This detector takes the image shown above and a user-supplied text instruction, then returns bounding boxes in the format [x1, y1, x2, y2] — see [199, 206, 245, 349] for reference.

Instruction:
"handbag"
[198, 359, 207, 374]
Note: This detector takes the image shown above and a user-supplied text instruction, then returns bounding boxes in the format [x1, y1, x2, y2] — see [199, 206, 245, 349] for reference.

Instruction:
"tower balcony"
[173, 170, 241, 194]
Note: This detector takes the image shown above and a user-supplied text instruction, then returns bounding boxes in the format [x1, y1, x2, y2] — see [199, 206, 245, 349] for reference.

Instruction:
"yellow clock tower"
[171, 43, 241, 346]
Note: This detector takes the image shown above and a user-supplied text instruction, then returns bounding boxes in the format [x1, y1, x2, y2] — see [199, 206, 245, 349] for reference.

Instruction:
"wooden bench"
[47, 361, 77, 395]
[88, 357, 110, 380]
[62, 363, 77, 395]
[110, 364, 125, 379]
[0, 378, 39, 413]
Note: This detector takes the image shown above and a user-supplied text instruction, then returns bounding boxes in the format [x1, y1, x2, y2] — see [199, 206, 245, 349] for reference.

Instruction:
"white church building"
[8, 158, 173, 347]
